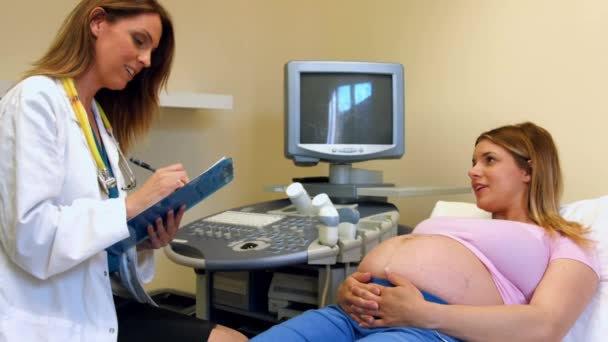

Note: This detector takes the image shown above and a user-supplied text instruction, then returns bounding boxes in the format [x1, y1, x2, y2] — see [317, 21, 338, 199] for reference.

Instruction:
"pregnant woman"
[252, 122, 600, 342]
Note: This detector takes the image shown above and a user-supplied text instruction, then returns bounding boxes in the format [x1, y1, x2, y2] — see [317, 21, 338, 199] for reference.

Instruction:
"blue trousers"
[252, 278, 461, 342]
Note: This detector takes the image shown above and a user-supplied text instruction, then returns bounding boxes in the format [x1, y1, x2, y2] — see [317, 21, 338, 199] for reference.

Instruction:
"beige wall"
[2, 0, 607, 293]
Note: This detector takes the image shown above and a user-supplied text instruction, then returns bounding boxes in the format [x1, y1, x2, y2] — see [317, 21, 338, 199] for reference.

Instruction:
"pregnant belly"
[357, 234, 503, 305]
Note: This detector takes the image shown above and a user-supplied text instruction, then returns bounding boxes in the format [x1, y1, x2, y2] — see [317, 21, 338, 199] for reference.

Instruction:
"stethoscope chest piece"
[97, 168, 117, 195]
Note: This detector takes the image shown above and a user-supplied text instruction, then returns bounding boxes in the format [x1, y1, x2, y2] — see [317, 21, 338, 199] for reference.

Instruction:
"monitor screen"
[285, 61, 404, 166]
[300, 73, 393, 145]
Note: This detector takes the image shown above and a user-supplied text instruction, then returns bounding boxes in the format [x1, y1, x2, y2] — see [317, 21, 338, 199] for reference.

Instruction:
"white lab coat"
[0, 76, 154, 341]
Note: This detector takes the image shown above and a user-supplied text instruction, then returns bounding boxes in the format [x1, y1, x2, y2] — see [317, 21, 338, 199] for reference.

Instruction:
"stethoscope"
[61, 78, 137, 195]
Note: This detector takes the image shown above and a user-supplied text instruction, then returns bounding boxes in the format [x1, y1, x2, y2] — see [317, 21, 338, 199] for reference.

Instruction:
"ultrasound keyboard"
[204, 211, 285, 228]
[187, 212, 318, 254]
[165, 199, 399, 271]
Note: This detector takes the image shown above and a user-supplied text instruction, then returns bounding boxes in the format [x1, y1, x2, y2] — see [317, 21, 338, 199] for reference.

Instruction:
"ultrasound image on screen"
[300, 73, 393, 144]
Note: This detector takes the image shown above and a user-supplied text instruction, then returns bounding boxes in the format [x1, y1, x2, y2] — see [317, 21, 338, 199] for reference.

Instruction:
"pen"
[129, 158, 156, 172]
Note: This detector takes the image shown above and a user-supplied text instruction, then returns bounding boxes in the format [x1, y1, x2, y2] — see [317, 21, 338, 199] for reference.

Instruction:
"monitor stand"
[296, 163, 394, 204]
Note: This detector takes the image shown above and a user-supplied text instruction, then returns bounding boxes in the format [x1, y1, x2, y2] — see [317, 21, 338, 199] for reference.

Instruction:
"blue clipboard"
[107, 157, 234, 255]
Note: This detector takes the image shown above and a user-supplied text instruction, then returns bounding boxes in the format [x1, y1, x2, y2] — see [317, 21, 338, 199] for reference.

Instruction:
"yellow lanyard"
[61, 78, 117, 194]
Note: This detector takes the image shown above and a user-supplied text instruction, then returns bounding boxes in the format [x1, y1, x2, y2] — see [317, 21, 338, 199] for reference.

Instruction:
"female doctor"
[0, 1, 245, 341]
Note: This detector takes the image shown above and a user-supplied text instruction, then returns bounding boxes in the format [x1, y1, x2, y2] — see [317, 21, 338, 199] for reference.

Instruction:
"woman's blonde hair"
[24, 0, 174, 152]
[476, 122, 591, 246]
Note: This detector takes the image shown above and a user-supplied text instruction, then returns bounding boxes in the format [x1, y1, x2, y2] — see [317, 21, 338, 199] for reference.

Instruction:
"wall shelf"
[0, 79, 233, 110]
[160, 91, 233, 110]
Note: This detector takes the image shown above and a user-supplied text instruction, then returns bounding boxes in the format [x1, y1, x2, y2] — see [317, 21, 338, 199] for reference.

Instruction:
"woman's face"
[468, 139, 531, 218]
[91, 11, 162, 90]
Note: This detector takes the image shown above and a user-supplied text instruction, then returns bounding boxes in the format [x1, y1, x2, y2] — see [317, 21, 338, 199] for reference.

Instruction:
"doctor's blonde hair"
[476, 122, 591, 246]
[24, 0, 174, 152]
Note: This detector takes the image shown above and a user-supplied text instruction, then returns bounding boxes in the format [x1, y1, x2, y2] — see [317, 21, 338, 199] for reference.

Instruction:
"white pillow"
[430, 200, 491, 219]
[559, 197, 607, 342]
[430, 197, 608, 342]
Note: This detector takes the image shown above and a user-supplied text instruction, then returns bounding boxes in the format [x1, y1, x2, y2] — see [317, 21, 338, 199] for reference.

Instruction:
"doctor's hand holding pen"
[126, 161, 190, 250]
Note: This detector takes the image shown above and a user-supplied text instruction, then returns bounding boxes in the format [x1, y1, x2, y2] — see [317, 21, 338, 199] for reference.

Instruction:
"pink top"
[413, 217, 600, 304]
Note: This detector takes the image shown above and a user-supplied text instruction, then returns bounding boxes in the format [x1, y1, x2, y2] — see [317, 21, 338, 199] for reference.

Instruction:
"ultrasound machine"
[164, 61, 466, 325]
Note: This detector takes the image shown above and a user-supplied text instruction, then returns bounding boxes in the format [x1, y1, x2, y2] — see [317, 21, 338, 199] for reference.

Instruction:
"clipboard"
[107, 156, 234, 255]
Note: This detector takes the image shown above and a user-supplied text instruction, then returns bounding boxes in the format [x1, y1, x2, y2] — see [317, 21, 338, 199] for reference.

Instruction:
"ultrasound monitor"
[285, 61, 404, 165]
[284, 61, 404, 190]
